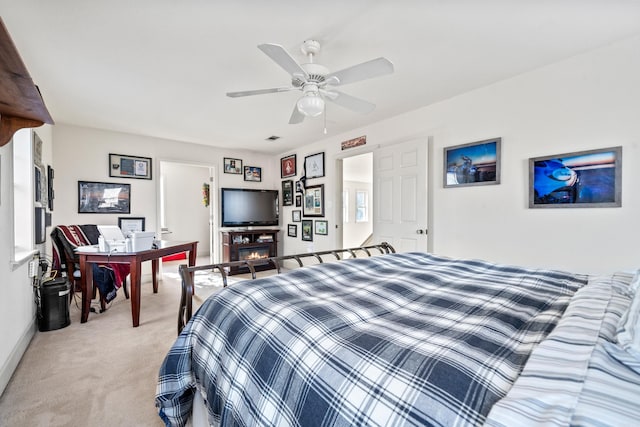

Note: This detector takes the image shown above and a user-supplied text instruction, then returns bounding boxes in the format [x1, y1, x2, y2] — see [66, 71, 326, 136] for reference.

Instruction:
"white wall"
[51, 125, 277, 254]
[0, 125, 53, 396]
[279, 35, 640, 275]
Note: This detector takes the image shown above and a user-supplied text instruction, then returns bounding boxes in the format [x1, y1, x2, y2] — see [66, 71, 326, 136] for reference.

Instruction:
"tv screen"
[221, 188, 279, 227]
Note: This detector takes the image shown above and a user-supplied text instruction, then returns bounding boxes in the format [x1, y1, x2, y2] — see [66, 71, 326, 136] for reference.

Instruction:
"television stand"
[221, 229, 279, 275]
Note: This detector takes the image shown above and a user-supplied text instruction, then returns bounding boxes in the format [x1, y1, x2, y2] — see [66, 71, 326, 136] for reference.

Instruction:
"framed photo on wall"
[529, 146, 622, 208]
[244, 166, 262, 182]
[315, 220, 328, 235]
[109, 153, 152, 180]
[292, 210, 301, 222]
[224, 157, 243, 174]
[282, 180, 293, 206]
[443, 138, 501, 188]
[78, 181, 131, 214]
[301, 220, 313, 241]
[281, 154, 296, 178]
[304, 152, 325, 179]
[303, 184, 324, 217]
[287, 224, 297, 237]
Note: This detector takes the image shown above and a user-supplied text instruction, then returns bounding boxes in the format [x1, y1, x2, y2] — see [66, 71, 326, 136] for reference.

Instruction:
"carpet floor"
[0, 261, 228, 427]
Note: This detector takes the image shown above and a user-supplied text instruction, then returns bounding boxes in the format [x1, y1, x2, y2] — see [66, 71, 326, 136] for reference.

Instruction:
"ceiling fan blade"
[258, 43, 309, 79]
[289, 104, 305, 124]
[324, 57, 394, 86]
[226, 86, 295, 98]
[324, 90, 376, 114]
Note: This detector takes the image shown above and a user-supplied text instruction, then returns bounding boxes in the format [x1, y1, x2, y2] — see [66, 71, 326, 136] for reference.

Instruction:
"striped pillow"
[617, 278, 640, 359]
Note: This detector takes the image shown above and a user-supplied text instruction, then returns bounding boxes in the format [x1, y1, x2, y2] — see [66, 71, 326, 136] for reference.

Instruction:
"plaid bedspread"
[156, 252, 588, 427]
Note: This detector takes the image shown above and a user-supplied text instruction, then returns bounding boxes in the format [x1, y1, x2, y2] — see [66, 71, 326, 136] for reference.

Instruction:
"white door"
[373, 138, 429, 253]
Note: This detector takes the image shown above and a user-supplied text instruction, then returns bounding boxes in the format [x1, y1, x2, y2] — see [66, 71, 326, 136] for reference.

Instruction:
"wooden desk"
[77, 240, 198, 327]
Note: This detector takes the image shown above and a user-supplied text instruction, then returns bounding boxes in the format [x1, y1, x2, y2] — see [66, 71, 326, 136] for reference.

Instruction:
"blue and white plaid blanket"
[156, 252, 588, 426]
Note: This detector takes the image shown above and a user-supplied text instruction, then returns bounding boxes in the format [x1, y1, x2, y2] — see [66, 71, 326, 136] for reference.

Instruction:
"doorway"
[341, 153, 373, 248]
[158, 160, 215, 264]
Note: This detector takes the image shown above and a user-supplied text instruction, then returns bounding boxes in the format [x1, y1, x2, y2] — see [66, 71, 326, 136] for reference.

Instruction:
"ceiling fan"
[226, 40, 394, 124]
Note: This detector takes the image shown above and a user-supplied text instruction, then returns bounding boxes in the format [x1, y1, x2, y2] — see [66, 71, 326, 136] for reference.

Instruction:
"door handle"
[416, 229, 428, 235]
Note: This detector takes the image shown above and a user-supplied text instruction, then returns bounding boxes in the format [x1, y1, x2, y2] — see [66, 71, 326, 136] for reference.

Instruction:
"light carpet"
[0, 265, 244, 427]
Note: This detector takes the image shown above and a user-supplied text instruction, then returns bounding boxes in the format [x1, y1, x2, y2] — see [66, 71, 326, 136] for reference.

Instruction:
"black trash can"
[38, 277, 71, 332]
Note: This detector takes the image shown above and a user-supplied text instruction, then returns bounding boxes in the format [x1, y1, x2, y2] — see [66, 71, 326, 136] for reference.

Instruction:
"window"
[12, 128, 34, 262]
[355, 190, 368, 223]
[342, 190, 349, 223]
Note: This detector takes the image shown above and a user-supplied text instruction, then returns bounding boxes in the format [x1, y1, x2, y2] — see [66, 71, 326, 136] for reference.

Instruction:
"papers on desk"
[75, 245, 100, 252]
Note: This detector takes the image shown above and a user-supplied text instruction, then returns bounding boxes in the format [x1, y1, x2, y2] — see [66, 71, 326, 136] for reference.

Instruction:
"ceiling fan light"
[296, 93, 324, 117]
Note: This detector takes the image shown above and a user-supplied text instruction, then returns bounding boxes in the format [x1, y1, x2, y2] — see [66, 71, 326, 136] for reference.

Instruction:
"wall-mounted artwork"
[529, 146, 622, 208]
[224, 157, 242, 174]
[244, 166, 262, 182]
[303, 184, 324, 217]
[281, 154, 296, 178]
[301, 220, 313, 241]
[109, 153, 152, 180]
[304, 152, 325, 179]
[287, 224, 297, 237]
[78, 181, 131, 214]
[444, 138, 501, 188]
[315, 220, 328, 235]
[282, 180, 293, 206]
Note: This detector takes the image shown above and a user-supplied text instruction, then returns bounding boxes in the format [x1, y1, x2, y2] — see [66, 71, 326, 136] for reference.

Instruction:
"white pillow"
[617, 283, 640, 359]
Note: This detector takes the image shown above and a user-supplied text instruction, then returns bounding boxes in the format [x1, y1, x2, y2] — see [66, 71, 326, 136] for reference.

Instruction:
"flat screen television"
[221, 188, 279, 227]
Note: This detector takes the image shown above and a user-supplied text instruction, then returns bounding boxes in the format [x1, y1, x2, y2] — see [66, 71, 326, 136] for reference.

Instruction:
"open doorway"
[342, 152, 373, 248]
[158, 161, 215, 264]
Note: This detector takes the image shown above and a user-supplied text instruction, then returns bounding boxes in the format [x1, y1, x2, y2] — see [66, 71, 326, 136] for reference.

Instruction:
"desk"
[77, 240, 198, 327]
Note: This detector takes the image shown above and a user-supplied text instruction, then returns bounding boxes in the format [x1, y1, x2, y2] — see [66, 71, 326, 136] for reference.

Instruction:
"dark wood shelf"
[0, 18, 54, 146]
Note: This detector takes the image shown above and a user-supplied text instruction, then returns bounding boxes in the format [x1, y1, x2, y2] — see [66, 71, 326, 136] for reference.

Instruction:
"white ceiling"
[2, 1, 640, 154]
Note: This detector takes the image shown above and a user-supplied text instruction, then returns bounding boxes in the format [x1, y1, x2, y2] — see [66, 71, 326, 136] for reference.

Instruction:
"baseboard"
[0, 319, 36, 398]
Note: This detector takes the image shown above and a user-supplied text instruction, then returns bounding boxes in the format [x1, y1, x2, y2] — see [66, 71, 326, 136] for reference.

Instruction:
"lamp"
[296, 84, 325, 117]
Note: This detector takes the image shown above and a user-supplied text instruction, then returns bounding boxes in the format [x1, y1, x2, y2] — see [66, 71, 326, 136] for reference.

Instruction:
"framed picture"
[287, 224, 297, 237]
[303, 184, 324, 217]
[78, 181, 131, 214]
[315, 220, 328, 235]
[224, 157, 242, 174]
[282, 180, 293, 206]
[304, 152, 325, 179]
[443, 138, 501, 188]
[244, 166, 262, 182]
[292, 210, 301, 222]
[118, 217, 145, 234]
[301, 220, 313, 241]
[281, 154, 296, 178]
[529, 146, 622, 208]
[47, 165, 54, 211]
[295, 194, 302, 207]
[109, 153, 152, 180]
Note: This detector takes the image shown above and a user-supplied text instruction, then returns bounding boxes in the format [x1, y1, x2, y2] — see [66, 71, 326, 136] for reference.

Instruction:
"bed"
[156, 246, 640, 426]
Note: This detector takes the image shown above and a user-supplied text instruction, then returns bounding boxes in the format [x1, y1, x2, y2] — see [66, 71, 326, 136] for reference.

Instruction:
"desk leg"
[130, 261, 141, 327]
[188, 243, 198, 266]
[80, 257, 92, 323]
[152, 259, 158, 293]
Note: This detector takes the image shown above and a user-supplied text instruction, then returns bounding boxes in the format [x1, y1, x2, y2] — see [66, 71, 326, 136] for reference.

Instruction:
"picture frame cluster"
[281, 151, 328, 241]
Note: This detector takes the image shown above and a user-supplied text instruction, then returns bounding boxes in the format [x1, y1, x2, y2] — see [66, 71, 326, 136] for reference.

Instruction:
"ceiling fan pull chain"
[323, 103, 328, 134]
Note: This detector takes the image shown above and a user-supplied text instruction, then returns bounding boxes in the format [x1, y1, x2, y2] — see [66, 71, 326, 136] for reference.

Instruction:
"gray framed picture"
[529, 146, 622, 208]
[443, 138, 501, 188]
